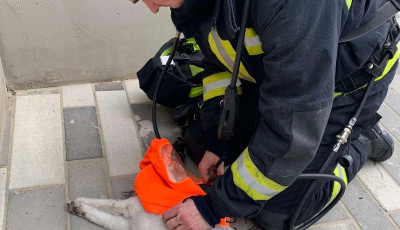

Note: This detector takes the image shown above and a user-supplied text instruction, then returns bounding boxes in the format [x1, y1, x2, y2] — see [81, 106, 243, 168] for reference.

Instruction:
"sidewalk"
[0, 78, 399, 230]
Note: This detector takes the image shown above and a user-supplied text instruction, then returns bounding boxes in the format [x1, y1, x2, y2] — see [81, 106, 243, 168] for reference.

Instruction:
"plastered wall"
[0, 0, 174, 89]
[0, 58, 6, 137]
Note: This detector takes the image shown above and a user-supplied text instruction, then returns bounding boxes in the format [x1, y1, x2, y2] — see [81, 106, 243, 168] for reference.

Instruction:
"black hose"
[152, 31, 181, 139]
[294, 174, 346, 230]
[230, 0, 250, 88]
[290, 66, 379, 230]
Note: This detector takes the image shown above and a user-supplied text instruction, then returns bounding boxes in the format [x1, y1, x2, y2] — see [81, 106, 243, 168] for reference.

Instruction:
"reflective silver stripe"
[244, 36, 262, 47]
[236, 153, 279, 198]
[203, 78, 241, 94]
[210, 30, 236, 70]
[337, 165, 344, 180]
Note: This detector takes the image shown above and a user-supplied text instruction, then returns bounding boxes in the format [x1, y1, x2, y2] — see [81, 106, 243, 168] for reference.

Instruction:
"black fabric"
[189, 196, 223, 227]
[216, 0, 238, 40]
[169, 0, 396, 228]
[137, 58, 193, 107]
[170, 0, 218, 38]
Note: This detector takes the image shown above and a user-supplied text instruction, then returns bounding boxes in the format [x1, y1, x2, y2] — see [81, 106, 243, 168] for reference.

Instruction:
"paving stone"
[68, 159, 109, 200]
[7, 187, 66, 230]
[380, 138, 400, 185]
[310, 222, 357, 230]
[68, 159, 109, 230]
[10, 94, 65, 189]
[125, 79, 151, 104]
[316, 202, 349, 224]
[378, 105, 400, 184]
[0, 168, 7, 230]
[358, 161, 400, 211]
[391, 213, 400, 227]
[131, 103, 180, 150]
[384, 88, 400, 115]
[64, 107, 103, 161]
[379, 103, 400, 139]
[342, 179, 397, 230]
[0, 111, 11, 166]
[95, 82, 124, 91]
[390, 73, 400, 93]
[96, 91, 142, 177]
[62, 84, 95, 108]
[111, 175, 136, 200]
[16, 87, 60, 96]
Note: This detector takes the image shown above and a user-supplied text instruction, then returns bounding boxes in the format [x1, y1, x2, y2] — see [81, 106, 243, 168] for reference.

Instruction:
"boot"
[358, 123, 394, 162]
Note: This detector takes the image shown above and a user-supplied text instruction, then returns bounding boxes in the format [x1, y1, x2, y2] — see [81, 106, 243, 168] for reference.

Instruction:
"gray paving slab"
[310, 222, 358, 230]
[7, 187, 66, 230]
[379, 103, 400, 139]
[358, 161, 400, 211]
[71, 216, 105, 230]
[68, 159, 109, 230]
[0, 168, 7, 230]
[111, 175, 136, 200]
[96, 91, 142, 177]
[64, 107, 103, 161]
[125, 79, 151, 104]
[0, 111, 11, 166]
[131, 103, 180, 149]
[390, 213, 400, 228]
[63, 84, 95, 108]
[10, 94, 65, 189]
[381, 131, 400, 184]
[95, 82, 124, 91]
[391, 74, 400, 93]
[384, 88, 400, 115]
[68, 159, 109, 200]
[378, 104, 400, 184]
[342, 179, 397, 230]
[316, 203, 349, 224]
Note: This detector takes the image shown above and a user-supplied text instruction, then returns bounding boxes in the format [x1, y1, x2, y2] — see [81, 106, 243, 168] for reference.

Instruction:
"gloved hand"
[199, 151, 225, 183]
[162, 199, 211, 230]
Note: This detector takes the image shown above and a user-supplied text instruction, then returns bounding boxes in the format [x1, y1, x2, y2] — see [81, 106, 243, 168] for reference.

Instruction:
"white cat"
[67, 195, 234, 230]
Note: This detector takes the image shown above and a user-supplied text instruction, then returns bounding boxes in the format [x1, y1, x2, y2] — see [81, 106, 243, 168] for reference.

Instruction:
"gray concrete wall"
[0, 0, 174, 89]
[0, 58, 7, 139]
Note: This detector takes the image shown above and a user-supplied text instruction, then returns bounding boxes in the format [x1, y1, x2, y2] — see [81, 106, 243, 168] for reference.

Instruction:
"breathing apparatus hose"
[152, 31, 181, 139]
[289, 75, 376, 230]
[290, 28, 400, 229]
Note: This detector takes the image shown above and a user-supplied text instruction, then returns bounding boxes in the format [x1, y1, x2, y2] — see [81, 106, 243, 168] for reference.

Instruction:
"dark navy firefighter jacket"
[170, 0, 397, 228]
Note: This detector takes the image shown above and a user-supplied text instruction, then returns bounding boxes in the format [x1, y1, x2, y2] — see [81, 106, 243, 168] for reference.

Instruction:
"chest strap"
[335, 19, 400, 98]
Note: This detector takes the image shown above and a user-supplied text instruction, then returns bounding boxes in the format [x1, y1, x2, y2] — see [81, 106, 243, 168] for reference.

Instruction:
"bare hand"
[199, 151, 224, 183]
[162, 199, 211, 230]
[130, 0, 184, 13]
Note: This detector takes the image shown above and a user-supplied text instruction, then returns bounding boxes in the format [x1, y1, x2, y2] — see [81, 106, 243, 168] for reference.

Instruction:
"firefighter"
[135, 0, 398, 229]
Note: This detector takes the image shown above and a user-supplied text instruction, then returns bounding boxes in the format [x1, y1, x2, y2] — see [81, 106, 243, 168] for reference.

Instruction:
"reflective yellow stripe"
[245, 28, 264, 55]
[346, 0, 352, 10]
[208, 29, 256, 83]
[189, 65, 204, 76]
[203, 86, 242, 101]
[334, 48, 399, 99]
[243, 149, 287, 192]
[231, 148, 287, 201]
[189, 86, 203, 98]
[232, 160, 271, 200]
[186, 38, 200, 51]
[246, 45, 263, 56]
[245, 28, 258, 38]
[330, 164, 348, 201]
[203, 72, 242, 101]
[203, 72, 232, 85]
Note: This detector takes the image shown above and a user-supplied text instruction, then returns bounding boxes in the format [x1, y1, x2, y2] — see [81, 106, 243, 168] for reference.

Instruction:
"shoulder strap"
[339, 0, 400, 43]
